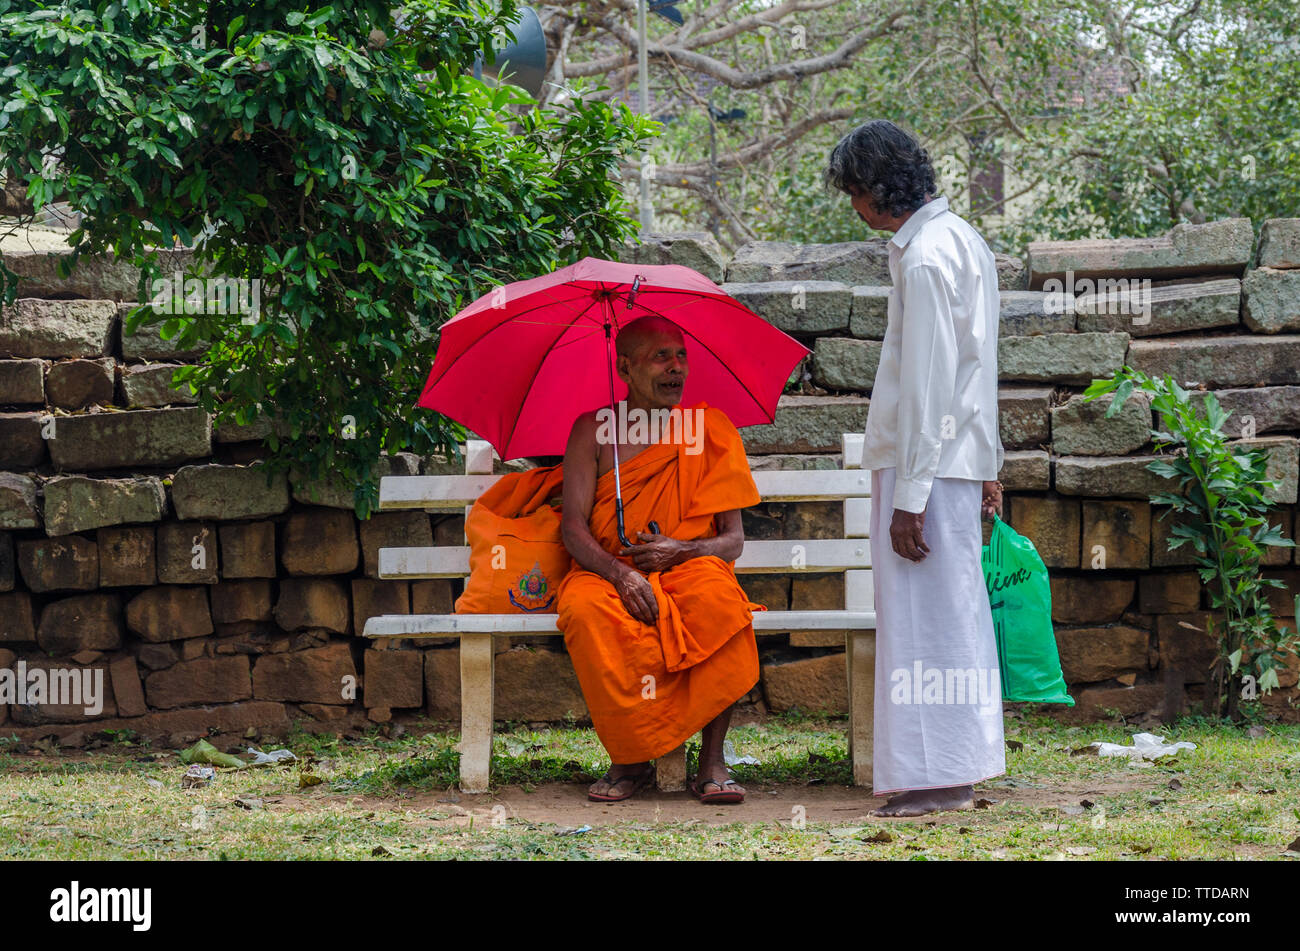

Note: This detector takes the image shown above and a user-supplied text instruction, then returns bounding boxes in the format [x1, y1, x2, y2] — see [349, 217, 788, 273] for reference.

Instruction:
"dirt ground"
[272, 775, 1158, 829]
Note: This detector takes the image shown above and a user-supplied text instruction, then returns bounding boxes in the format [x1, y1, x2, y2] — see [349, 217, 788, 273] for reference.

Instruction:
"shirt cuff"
[893, 476, 933, 514]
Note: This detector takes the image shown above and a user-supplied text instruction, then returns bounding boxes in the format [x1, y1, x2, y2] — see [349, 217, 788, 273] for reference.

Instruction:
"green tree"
[0, 0, 656, 515]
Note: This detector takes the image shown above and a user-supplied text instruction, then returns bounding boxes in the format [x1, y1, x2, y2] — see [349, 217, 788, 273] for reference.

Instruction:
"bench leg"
[459, 633, 494, 794]
[847, 630, 874, 787]
[655, 743, 688, 792]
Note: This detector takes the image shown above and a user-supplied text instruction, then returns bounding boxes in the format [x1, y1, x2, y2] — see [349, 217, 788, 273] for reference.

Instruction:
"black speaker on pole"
[471, 6, 548, 100]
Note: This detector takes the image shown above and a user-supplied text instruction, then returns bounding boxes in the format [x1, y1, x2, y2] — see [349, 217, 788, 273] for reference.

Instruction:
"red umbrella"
[417, 256, 810, 543]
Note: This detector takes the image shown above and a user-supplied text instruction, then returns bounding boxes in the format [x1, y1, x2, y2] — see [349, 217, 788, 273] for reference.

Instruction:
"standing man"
[824, 120, 1006, 817]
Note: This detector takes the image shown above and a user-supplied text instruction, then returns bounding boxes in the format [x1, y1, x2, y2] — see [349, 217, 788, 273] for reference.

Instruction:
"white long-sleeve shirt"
[861, 196, 1003, 513]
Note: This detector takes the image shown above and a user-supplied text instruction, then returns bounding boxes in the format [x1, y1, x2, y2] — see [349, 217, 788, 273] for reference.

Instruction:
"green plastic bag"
[981, 515, 1074, 705]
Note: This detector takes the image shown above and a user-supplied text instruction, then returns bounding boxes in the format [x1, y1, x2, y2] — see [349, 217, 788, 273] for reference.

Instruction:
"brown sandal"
[588, 766, 655, 802]
[691, 777, 746, 804]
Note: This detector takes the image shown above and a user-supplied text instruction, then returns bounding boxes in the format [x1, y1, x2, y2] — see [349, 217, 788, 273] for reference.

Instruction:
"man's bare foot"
[587, 762, 653, 802]
[870, 784, 974, 817]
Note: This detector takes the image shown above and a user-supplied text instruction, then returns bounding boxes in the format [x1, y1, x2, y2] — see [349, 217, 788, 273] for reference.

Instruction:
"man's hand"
[890, 507, 930, 563]
[981, 480, 1003, 519]
[619, 531, 686, 573]
[612, 565, 659, 624]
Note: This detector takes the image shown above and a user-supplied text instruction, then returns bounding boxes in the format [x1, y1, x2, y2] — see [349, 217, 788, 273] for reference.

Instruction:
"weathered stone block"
[812, 337, 881, 391]
[7, 658, 117, 723]
[1199, 386, 1300, 437]
[274, 578, 350, 633]
[363, 648, 424, 709]
[4, 246, 144, 302]
[1054, 625, 1150, 683]
[172, 464, 290, 520]
[1258, 218, 1300, 269]
[1000, 450, 1051, 491]
[97, 525, 157, 587]
[43, 475, 167, 536]
[124, 586, 213, 642]
[45, 357, 115, 409]
[359, 511, 433, 579]
[146, 655, 252, 708]
[36, 592, 123, 653]
[135, 642, 178, 671]
[109, 656, 147, 717]
[999, 290, 1076, 336]
[0, 413, 47, 467]
[281, 508, 359, 575]
[156, 521, 218, 584]
[17, 535, 98, 592]
[0, 359, 45, 404]
[748, 454, 842, 471]
[621, 232, 727, 283]
[1156, 612, 1217, 682]
[352, 580, 409, 636]
[1027, 218, 1254, 287]
[791, 573, 844, 611]
[120, 363, 198, 407]
[0, 591, 36, 641]
[290, 453, 420, 509]
[723, 281, 853, 334]
[998, 332, 1129, 384]
[1081, 500, 1150, 569]
[210, 580, 274, 625]
[119, 303, 212, 360]
[849, 285, 890, 339]
[740, 396, 870, 454]
[1139, 572, 1201, 614]
[47, 406, 212, 470]
[1076, 278, 1241, 337]
[727, 241, 892, 285]
[999, 386, 1053, 449]
[1050, 577, 1135, 624]
[762, 653, 848, 714]
[739, 575, 789, 611]
[411, 580, 455, 615]
[495, 647, 589, 721]
[0, 473, 40, 528]
[252, 641, 356, 704]
[1262, 569, 1300, 618]
[1074, 683, 1165, 717]
[1232, 437, 1299, 504]
[1005, 495, 1080, 568]
[0, 298, 117, 358]
[218, 521, 277, 578]
[1051, 393, 1152, 456]
[1128, 335, 1300, 388]
[1243, 267, 1300, 333]
[424, 648, 459, 719]
[1055, 455, 1176, 499]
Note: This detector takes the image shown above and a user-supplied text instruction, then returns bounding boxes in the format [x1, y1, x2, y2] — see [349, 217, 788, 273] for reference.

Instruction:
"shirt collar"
[888, 196, 949, 250]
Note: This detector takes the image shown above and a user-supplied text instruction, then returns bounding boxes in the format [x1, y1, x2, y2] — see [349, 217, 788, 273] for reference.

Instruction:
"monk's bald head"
[616, 316, 684, 361]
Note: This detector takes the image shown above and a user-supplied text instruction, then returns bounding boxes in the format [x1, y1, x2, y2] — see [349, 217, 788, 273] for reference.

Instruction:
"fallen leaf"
[1080, 799, 1095, 809]
[1167, 779, 1183, 790]
[1006, 740, 1024, 752]
[974, 798, 997, 809]
[233, 797, 264, 810]
[298, 773, 323, 789]
[1129, 844, 1153, 854]
[861, 830, 893, 843]
[372, 845, 391, 856]
[1065, 846, 1096, 855]
[958, 826, 972, 834]
[1070, 745, 1100, 757]
[1247, 725, 1268, 739]
[1287, 837, 1300, 853]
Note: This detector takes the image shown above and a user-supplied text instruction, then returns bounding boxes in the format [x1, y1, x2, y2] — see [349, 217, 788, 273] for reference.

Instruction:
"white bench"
[363, 433, 876, 793]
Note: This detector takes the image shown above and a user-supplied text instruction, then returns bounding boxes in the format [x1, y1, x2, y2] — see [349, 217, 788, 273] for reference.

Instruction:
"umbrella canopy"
[418, 256, 810, 460]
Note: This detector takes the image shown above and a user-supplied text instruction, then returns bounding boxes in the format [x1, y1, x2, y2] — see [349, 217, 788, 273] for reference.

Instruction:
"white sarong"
[869, 466, 1005, 795]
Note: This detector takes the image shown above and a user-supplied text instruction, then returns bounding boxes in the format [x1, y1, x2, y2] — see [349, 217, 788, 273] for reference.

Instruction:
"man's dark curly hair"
[823, 119, 939, 218]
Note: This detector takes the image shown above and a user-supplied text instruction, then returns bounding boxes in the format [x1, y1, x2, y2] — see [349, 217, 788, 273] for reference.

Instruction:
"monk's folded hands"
[618, 531, 688, 572]
[610, 564, 658, 624]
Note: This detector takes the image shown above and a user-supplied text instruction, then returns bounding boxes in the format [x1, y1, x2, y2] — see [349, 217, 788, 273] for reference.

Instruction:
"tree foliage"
[0, 0, 656, 515]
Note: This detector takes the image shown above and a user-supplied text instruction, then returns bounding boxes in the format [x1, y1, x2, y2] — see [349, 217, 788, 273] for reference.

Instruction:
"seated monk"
[557, 315, 764, 804]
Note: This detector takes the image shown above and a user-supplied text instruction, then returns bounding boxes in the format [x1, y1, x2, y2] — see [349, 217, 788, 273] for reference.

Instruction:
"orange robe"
[556, 401, 765, 763]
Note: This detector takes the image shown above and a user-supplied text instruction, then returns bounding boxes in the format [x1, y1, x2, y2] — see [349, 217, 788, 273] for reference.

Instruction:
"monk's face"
[617, 328, 688, 410]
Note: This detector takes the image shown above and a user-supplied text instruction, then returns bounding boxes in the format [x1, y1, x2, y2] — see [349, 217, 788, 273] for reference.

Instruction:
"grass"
[0, 712, 1298, 860]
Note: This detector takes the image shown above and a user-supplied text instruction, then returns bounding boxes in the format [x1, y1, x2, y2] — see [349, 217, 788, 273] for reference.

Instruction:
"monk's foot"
[870, 784, 974, 818]
[692, 761, 745, 804]
[587, 762, 653, 802]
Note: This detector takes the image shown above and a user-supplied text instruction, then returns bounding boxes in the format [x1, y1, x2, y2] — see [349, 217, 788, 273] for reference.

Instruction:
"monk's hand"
[889, 508, 930, 563]
[612, 566, 659, 625]
[619, 532, 686, 573]
[982, 480, 1003, 519]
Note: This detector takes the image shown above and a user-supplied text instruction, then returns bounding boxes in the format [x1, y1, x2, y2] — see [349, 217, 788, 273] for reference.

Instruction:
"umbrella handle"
[616, 504, 660, 547]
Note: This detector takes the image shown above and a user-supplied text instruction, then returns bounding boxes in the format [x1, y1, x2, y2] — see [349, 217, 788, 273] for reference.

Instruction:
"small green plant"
[1084, 368, 1300, 719]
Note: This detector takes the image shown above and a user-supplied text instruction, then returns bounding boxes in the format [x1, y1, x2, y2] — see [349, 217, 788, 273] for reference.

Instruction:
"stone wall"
[1, 216, 1298, 750]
